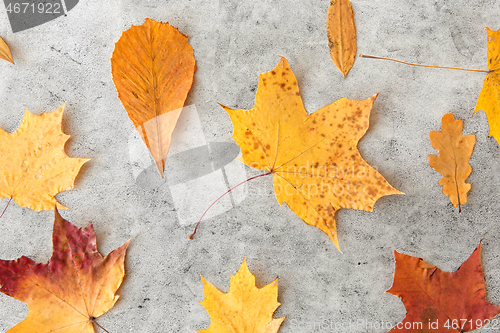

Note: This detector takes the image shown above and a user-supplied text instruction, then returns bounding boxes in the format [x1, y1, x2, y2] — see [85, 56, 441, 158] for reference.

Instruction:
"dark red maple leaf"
[388, 244, 500, 332]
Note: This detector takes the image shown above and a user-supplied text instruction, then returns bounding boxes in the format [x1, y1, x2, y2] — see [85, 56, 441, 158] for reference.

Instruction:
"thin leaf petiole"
[93, 320, 110, 333]
[359, 54, 490, 73]
[0, 197, 12, 219]
[188, 171, 273, 240]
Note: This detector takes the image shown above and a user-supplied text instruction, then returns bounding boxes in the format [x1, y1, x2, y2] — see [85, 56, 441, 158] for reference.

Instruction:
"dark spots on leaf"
[253, 141, 259, 149]
[280, 83, 286, 89]
[338, 144, 342, 148]
[367, 187, 378, 197]
[266, 144, 271, 150]
[132, 92, 139, 98]
[271, 70, 276, 75]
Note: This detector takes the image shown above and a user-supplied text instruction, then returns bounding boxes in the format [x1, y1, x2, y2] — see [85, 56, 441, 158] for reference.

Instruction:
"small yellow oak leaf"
[198, 258, 285, 333]
[429, 113, 475, 212]
[475, 27, 500, 145]
[0, 103, 89, 212]
[223, 56, 402, 251]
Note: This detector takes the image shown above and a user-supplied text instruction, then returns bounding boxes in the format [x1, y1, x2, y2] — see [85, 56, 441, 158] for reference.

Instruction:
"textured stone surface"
[1, 1, 500, 332]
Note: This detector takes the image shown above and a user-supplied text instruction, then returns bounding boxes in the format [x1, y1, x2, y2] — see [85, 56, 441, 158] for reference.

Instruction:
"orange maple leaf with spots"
[219, 56, 402, 251]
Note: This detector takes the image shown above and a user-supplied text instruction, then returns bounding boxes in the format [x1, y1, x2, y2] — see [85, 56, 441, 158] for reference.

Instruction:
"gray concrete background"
[1, 0, 500, 332]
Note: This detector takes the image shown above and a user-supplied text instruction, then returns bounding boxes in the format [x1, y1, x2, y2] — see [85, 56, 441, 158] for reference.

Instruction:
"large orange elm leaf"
[111, 18, 196, 178]
[429, 113, 475, 212]
[475, 27, 500, 145]
[198, 258, 284, 333]
[326, 0, 356, 77]
[222, 56, 402, 251]
[388, 244, 500, 332]
[0, 209, 129, 333]
[0, 103, 89, 212]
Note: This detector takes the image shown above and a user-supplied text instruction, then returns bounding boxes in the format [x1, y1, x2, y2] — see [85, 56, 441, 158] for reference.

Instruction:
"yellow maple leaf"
[0, 103, 89, 212]
[475, 27, 500, 144]
[429, 113, 475, 212]
[0, 209, 129, 333]
[222, 57, 402, 251]
[326, 0, 356, 77]
[198, 258, 284, 333]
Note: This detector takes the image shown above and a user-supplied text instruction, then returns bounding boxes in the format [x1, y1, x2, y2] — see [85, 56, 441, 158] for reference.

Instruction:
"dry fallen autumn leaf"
[218, 57, 401, 251]
[0, 103, 89, 213]
[0, 36, 14, 64]
[111, 18, 196, 178]
[198, 258, 284, 333]
[327, 0, 356, 77]
[0, 208, 129, 333]
[388, 243, 500, 332]
[475, 27, 500, 145]
[429, 113, 475, 212]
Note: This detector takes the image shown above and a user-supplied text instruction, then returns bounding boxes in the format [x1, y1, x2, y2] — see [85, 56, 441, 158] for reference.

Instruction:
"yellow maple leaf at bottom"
[223, 57, 402, 250]
[475, 27, 500, 144]
[0, 103, 89, 211]
[198, 258, 284, 333]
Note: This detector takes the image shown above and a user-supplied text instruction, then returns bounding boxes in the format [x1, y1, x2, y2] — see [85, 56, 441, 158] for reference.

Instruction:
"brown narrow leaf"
[0, 37, 14, 64]
[111, 18, 196, 177]
[429, 113, 475, 212]
[326, 0, 356, 77]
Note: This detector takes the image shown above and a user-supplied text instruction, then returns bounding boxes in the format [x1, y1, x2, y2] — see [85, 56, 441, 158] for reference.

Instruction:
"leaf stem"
[359, 54, 490, 73]
[93, 320, 110, 333]
[0, 197, 12, 218]
[188, 171, 273, 240]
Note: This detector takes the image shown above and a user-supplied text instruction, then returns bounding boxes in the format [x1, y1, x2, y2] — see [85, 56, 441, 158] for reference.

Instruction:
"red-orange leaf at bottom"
[0, 208, 129, 333]
[388, 244, 500, 332]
